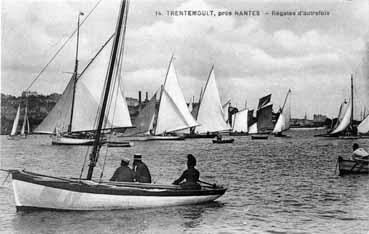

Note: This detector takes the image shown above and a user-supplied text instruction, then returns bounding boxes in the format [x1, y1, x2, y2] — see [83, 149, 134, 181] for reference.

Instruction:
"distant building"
[22, 91, 38, 97]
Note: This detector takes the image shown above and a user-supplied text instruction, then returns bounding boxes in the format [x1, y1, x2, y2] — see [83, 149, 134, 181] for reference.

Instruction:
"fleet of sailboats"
[8, 0, 226, 211]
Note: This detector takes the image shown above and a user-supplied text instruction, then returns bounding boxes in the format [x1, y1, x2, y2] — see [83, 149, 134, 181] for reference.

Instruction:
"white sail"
[273, 90, 291, 134]
[358, 115, 369, 134]
[155, 59, 199, 135]
[195, 67, 231, 134]
[34, 78, 74, 134]
[72, 41, 132, 132]
[330, 98, 352, 134]
[248, 122, 257, 134]
[232, 109, 248, 132]
[10, 105, 21, 136]
[20, 105, 28, 135]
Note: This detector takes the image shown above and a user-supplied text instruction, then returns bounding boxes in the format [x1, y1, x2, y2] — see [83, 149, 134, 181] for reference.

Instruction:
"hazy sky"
[1, 0, 369, 118]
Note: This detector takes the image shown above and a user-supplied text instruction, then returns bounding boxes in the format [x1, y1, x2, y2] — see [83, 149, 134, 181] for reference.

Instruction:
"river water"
[0, 130, 368, 234]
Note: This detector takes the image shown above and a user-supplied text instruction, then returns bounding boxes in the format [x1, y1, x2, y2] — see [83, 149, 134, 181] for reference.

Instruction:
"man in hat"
[133, 154, 152, 183]
[110, 158, 135, 182]
[352, 143, 369, 161]
[173, 154, 201, 190]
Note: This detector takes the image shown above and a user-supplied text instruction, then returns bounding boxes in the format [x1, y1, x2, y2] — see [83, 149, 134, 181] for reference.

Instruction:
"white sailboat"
[315, 75, 357, 138]
[231, 108, 249, 135]
[193, 66, 231, 135]
[34, 13, 131, 145]
[122, 57, 198, 141]
[273, 89, 291, 137]
[8, 104, 30, 140]
[9, 0, 226, 211]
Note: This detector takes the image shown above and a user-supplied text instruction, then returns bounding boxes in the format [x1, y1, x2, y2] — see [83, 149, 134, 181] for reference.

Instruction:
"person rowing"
[351, 143, 369, 161]
[173, 154, 201, 190]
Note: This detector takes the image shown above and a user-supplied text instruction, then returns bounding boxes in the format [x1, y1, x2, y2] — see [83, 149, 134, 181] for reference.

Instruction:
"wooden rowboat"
[337, 156, 369, 175]
[212, 139, 234, 144]
[251, 135, 269, 140]
[10, 170, 226, 211]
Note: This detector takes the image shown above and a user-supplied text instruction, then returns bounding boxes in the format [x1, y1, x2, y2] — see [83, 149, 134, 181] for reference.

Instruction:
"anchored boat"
[9, 0, 225, 211]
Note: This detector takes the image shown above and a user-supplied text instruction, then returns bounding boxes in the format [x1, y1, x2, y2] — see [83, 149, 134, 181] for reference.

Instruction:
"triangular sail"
[72, 40, 132, 132]
[358, 114, 369, 134]
[20, 105, 28, 136]
[222, 100, 231, 124]
[195, 67, 231, 134]
[249, 122, 257, 134]
[232, 109, 248, 132]
[273, 90, 291, 133]
[155, 58, 199, 135]
[10, 105, 21, 136]
[33, 78, 74, 134]
[124, 94, 157, 136]
[333, 101, 349, 129]
[330, 98, 352, 134]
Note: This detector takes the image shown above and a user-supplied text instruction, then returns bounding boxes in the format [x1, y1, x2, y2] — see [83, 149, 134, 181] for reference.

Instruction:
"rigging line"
[25, 0, 104, 92]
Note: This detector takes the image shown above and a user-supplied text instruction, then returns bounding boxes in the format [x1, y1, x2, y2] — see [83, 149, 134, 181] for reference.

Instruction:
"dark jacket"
[173, 167, 200, 189]
[134, 162, 151, 183]
[110, 166, 135, 182]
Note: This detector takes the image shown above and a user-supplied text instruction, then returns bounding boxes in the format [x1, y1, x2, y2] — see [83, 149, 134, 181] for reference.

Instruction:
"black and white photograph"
[1, 0, 369, 233]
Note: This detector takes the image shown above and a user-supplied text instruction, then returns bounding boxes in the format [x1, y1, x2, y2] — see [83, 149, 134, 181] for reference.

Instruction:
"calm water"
[0, 130, 368, 234]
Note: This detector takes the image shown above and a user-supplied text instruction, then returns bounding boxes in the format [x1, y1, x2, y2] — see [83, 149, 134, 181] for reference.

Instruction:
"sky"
[1, 0, 369, 118]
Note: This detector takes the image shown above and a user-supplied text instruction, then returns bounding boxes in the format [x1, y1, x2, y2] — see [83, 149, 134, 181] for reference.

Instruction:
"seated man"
[133, 154, 152, 183]
[352, 143, 369, 161]
[110, 158, 135, 182]
[173, 154, 201, 190]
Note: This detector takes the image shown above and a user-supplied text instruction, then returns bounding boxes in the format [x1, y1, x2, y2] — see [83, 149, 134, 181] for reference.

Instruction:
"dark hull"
[184, 133, 218, 139]
[251, 135, 269, 140]
[337, 157, 369, 175]
[229, 132, 248, 136]
[212, 139, 234, 144]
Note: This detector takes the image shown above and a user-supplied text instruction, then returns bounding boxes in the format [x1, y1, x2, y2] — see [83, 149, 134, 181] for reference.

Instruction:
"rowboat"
[11, 170, 226, 211]
[212, 139, 234, 144]
[337, 156, 368, 175]
[106, 141, 133, 147]
[251, 135, 269, 140]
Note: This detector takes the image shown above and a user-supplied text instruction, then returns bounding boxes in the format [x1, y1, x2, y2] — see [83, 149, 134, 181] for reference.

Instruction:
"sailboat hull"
[11, 170, 226, 211]
[51, 136, 96, 145]
[143, 135, 185, 141]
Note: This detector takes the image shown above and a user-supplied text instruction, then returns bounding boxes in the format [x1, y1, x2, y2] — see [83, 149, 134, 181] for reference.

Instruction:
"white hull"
[51, 136, 95, 145]
[12, 179, 222, 211]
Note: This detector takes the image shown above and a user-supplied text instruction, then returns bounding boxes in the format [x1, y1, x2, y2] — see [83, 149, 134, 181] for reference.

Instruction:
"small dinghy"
[337, 156, 369, 175]
[212, 138, 234, 144]
[10, 170, 226, 211]
[106, 141, 133, 147]
[251, 135, 269, 140]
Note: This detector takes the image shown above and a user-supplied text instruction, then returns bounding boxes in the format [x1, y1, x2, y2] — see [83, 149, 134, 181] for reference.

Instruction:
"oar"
[198, 180, 217, 188]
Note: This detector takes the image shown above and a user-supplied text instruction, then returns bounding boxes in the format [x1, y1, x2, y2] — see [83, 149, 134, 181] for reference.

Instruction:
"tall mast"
[86, 0, 129, 180]
[154, 55, 174, 135]
[68, 12, 83, 133]
[350, 74, 354, 127]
